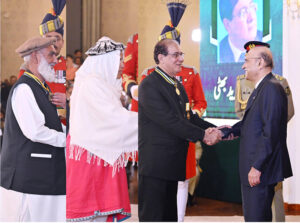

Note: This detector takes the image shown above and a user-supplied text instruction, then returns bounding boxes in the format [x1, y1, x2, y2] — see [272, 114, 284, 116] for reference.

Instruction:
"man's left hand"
[51, 92, 66, 108]
[248, 167, 261, 187]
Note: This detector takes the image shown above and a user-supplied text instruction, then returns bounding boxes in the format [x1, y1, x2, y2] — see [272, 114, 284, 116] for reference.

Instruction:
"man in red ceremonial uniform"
[39, 0, 67, 116]
[122, 33, 139, 112]
[122, 33, 139, 185]
[17, 0, 67, 117]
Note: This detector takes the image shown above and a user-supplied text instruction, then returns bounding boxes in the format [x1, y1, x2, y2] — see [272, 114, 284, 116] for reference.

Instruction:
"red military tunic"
[121, 33, 139, 112]
[122, 34, 139, 160]
[47, 55, 67, 94]
[49, 55, 67, 125]
[139, 65, 207, 179]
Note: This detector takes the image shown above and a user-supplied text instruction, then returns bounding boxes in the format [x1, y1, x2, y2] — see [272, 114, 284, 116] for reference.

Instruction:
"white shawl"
[69, 49, 138, 171]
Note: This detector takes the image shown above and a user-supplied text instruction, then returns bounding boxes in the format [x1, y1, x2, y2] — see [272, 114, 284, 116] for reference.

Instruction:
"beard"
[38, 55, 56, 83]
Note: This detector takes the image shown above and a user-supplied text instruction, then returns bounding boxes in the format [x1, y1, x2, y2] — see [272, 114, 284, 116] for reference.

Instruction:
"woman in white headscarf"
[66, 37, 138, 222]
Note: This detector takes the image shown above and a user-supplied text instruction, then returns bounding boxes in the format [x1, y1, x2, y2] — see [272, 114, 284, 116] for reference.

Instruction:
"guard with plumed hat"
[121, 33, 139, 187]
[40, 0, 67, 121]
[122, 33, 139, 111]
[18, 0, 67, 119]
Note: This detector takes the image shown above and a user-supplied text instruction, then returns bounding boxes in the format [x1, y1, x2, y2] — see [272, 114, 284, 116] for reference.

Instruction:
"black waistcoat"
[1, 74, 66, 195]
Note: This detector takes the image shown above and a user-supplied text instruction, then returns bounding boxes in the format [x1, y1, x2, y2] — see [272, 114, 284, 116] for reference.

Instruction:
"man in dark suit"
[219, 0, 262, 63]
[224, 41, 293, 221]
[138, 39, 222, 221]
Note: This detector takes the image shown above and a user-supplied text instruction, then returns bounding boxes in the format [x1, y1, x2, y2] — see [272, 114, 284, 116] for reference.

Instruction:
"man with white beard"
[0, 36, 66, 221]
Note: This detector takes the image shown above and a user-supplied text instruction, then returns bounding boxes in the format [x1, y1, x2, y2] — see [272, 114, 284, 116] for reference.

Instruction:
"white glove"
[130, 84, 139, 101]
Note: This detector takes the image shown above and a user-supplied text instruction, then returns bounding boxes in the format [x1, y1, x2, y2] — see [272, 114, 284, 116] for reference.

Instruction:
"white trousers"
[0, 187, 66, 222]
[177, 179, 189, 222]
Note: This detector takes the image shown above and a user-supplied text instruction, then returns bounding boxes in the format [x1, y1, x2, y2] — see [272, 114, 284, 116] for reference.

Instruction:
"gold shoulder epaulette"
[127, 34, 134, 44]
[127, 33, 138, 44]
[183, 65, 199, 75]
[237, 74, 246, 80]
[274, 74, 284, 81]
[141, 65, 156, 76]
[191, 66, 198, 75]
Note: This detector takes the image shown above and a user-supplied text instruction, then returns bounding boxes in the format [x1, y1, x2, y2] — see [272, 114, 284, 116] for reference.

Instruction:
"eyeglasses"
[167, 52, 185, 59]
[234, 2, 257, 20]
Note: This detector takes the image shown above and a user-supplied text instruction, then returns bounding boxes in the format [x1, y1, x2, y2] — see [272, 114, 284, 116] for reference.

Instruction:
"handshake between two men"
[202, 123, 240, 146]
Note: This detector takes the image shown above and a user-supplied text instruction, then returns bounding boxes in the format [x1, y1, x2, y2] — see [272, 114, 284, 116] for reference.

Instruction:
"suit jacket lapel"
[244, 73, 273, 115]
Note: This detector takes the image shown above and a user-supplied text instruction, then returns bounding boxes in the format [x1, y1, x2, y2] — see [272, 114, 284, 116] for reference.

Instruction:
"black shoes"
[187, 193, 196, 207]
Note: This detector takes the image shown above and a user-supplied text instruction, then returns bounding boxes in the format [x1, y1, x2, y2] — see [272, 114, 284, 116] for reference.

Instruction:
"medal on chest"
[174, 83, 180, 95]
[186, 103, 190, 120]
[48, 93, 53, 102]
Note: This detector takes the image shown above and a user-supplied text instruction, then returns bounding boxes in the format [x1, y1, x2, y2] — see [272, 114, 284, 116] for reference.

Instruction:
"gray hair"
[23, 55, 31, 62]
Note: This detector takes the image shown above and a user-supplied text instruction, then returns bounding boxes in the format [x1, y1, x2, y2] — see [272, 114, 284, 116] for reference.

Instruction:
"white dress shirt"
[255, 76, 265, 89]
[11, 83, 66, 148]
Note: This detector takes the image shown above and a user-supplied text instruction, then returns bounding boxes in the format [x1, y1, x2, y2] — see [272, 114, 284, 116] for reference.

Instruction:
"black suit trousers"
[138, 175, 178, 222]
[241, 183, 276, 222]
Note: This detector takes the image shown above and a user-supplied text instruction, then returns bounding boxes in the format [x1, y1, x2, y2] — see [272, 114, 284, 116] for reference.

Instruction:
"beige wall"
[101, 0, 138, 44]
[138, 0, 200, 77]
[1, 0, 66, 80]
[1, 0, 199, 81]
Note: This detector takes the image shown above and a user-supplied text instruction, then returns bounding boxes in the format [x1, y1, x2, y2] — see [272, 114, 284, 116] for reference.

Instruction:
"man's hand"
[51, 92, 66, 108]
[217, 125, 239, 140]
[203, 128, 222, 145]
[248, 167, 261, 187]
[120, 92, 129, 108]
[217, 125, 232, 130]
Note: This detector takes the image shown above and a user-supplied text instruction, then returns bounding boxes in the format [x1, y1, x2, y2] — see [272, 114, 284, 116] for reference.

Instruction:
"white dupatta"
[69, 46, 138, 173]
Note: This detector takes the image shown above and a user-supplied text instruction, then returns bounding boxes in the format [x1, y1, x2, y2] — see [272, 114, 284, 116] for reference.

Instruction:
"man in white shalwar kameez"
[0, 36, 66, 222]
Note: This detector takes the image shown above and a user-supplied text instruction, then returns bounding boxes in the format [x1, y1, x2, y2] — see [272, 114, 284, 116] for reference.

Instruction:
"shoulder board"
[273, 74, 284, 81]
[237, 74, 246, 80]
[127, 35, 134, 44]
[181, 65, 198, 74]
[19, 61, 28, 70]
[141, 65, 156, 76]
[127, 33, 138, 44]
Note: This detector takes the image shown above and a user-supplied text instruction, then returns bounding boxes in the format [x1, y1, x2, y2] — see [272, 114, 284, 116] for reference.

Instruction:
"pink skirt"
[66, 136, 131, 222]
